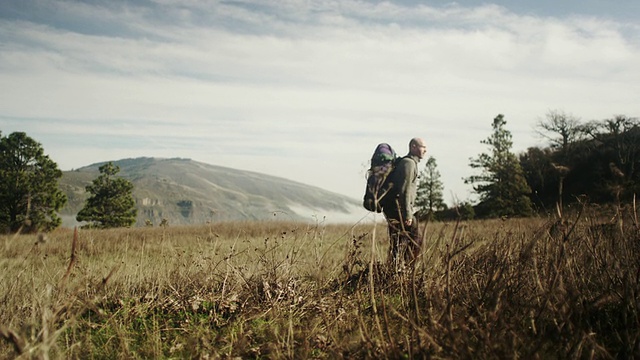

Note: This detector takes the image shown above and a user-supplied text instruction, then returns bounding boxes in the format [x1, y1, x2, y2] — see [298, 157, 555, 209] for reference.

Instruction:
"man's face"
[412, 140, 427, 160]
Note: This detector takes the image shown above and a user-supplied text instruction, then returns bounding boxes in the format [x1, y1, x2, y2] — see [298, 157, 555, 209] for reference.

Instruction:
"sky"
[1, 0, 639, 206]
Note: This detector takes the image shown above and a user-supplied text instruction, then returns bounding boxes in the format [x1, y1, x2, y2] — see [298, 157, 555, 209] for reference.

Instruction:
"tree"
[76, 162, 137, 228]
[519, 146, 559, 211]
[415, 156, 446, 220]
[0, 131, 67, 233]
[536, 110, 582, 152]
[573, 115, 640, 202]
[437, 201, 475, 221]
[465, 114, 534, 218]
[520, 114, 640, 207]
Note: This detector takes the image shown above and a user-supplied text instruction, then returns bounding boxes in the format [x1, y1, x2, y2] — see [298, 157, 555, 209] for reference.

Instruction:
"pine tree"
[0, 132, 67, 233]
[415, 156, 446, 220]
[77, 162, 137, 228]
[465, 114, 534, 218]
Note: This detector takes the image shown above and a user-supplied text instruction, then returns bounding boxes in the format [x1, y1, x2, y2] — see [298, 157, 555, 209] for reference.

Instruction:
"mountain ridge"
[58, 157, 363, 227]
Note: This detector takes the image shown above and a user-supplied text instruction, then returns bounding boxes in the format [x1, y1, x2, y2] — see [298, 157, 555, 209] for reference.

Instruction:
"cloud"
[0, 0, 638, 204]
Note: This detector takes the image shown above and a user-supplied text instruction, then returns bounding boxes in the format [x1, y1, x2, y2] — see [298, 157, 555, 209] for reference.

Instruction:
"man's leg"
[404, 217, 422, 264]
[386, 218, 401, 263]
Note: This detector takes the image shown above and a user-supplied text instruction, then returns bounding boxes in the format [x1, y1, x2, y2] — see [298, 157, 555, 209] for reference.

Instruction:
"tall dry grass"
[1, 204, 639, 359]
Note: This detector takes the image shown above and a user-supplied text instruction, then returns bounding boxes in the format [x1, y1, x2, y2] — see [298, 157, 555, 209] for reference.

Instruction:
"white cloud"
[0, 0, 638, 205]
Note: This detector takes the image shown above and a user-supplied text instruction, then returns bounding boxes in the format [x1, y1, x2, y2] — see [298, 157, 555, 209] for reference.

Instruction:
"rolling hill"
[58, 157, 364, 227]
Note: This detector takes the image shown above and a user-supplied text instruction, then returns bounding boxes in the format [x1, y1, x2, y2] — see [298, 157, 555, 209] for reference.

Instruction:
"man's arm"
[394, 158, 414, 223]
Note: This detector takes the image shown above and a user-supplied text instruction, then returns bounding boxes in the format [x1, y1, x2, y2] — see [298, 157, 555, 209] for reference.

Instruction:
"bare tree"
[536, 110, 582, 151]
[582, 115, 639, 172]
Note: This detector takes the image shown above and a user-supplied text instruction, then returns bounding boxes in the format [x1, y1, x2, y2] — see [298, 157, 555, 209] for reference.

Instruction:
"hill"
[58, 157, 363, 227]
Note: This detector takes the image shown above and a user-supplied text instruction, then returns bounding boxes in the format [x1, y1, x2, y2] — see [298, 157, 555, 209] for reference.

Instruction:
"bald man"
[382, 137, 427, 266]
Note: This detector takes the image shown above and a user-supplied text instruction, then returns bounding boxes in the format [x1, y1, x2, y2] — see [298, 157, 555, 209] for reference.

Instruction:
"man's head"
[409, 137, 427, 160]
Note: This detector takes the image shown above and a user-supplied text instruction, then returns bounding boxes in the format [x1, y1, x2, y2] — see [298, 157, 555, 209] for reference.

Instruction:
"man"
[383, 137, 427, 266]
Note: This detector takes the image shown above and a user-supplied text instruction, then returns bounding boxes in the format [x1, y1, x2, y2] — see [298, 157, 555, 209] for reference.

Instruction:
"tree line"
[2, 112, 638, 233]
[417, 111, 639, 220]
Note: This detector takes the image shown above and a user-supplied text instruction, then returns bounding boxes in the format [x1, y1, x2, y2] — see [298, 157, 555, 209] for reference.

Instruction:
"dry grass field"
[1, 204, 639, 359]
